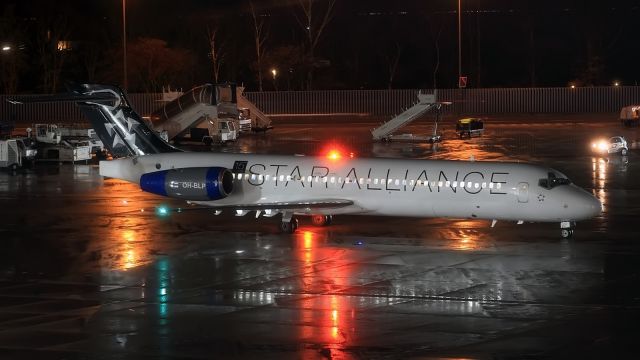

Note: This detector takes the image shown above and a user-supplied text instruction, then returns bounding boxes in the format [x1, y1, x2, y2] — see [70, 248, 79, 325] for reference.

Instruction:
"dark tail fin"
[8, 84, 181, 157]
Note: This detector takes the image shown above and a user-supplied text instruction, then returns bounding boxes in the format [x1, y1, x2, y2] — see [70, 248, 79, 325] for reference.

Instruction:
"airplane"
[9, 84, 602, 238]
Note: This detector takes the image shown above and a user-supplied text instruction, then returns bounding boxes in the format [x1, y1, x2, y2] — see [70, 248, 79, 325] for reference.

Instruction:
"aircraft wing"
[187, 199, 354, 212]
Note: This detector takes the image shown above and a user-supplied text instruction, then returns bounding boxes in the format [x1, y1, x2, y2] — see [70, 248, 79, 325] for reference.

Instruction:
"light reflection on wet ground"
[0, 118, 639, 359]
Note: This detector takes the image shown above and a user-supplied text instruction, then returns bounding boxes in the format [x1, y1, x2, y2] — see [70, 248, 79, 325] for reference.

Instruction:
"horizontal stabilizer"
[6, 93, 117, 105]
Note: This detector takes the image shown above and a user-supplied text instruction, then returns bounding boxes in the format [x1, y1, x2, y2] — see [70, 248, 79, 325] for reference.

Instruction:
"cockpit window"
[539, 172, 571, 190]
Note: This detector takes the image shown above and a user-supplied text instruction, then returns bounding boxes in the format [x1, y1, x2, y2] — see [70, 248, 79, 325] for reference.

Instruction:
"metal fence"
[0, 93, 164, 124]
[2, 86, 638, 124]
[244, 86, 640, 116]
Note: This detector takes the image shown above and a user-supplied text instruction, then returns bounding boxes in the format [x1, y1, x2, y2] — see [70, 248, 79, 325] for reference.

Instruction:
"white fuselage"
[101, 152, 601, 223]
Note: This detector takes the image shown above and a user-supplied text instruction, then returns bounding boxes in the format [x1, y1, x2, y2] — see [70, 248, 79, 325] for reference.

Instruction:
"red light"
[327, 150, 342, 160]
[321, 143, 355, 161]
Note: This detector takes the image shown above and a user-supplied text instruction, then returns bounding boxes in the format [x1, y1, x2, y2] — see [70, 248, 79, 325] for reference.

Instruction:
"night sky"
[2, 0, 639, 92]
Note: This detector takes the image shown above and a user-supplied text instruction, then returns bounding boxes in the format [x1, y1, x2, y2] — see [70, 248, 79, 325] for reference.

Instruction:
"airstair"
[149, 84, 218, 140]
[236, 86, 272, 131]
[371, 92, 438, 141]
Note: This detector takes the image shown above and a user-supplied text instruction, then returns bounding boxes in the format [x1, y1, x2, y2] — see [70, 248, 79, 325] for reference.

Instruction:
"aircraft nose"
[576, 192, 602, 220]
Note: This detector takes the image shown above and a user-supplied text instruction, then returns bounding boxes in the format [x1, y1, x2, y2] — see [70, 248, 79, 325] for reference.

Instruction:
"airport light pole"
[457, 0, 462, 88]
[122, 0, 128, 91]
[271, 68, 278, 91]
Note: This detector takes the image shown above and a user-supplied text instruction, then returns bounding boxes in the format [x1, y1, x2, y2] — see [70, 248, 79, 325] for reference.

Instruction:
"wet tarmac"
[1, 117, 640, 359]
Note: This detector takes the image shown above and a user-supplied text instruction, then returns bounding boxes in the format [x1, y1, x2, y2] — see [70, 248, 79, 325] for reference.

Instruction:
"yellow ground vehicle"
[456, 118, 484, 138]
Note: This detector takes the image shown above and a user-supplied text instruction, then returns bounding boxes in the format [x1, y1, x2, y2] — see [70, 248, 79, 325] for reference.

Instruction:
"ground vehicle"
[34, 123, 62, 144]
[16, 138, 38, 161]
[620, 105, 640, 127]
[217, 119, 237, 143]
[39, 141, 92, 162]
[591, 136, 628, 156]
[456, 118, 484, 138]
[238, 108, 251, 133]
[0, 139, 25, 170]
[238, 108, 253, 132]
[188, 119, 237, 145]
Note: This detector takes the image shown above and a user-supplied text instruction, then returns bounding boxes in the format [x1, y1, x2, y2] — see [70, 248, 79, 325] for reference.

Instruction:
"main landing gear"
[280, 214, 333, 233]
[280, 212, 299, 234]
[311, 214, 332, 227]
[280, 218, 299, 234]
[560, 221, 576, 239]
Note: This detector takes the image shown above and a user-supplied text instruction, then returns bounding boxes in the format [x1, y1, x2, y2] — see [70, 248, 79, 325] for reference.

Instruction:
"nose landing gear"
[560, 221, 576, 238]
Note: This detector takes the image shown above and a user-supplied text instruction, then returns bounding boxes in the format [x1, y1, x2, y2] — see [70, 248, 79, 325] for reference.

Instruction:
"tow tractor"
[456, 118, 484, 138]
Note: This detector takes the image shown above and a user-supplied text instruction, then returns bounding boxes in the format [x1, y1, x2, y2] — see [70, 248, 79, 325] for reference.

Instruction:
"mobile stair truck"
[149, 84, 239, 145]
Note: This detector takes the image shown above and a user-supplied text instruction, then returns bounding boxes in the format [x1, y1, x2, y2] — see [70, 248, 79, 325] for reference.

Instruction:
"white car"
[591, 136, 628, 156]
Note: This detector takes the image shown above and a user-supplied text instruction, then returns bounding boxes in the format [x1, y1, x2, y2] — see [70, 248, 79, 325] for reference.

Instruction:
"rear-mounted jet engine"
[140, 167, 234, 201]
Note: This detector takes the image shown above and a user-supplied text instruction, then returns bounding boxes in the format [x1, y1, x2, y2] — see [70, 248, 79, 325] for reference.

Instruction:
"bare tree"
[207, 26, 225, 83]
[0, 51, 21, 94]
[386, 41, 402, 89]
[249, 1, 268, 92]
[118, 38, 196, 92]
[35, 15, 72, 93]
[429, 18, 443, 89]
[294, 0, 336, 89]
[0, 6, 25, 94]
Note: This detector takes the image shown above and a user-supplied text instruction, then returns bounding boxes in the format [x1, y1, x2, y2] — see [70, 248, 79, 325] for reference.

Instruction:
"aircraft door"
[517, 182, 529, 203]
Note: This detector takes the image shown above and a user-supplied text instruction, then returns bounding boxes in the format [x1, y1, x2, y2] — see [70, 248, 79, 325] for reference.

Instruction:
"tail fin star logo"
[103, 106, 142, 152]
